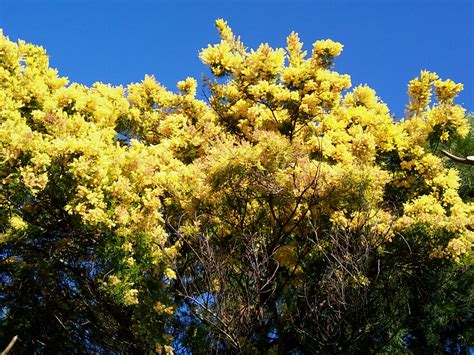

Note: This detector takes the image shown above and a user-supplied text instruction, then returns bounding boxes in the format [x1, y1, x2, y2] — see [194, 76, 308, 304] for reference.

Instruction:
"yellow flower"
[10, 215, 28, 230]
[434, 79, 463, 103]
[164, 268, 177, 280]
[124, 289, 139, 305]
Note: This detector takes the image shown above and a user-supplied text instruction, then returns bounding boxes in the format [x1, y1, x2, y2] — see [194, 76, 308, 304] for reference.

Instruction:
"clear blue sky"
[1, 0, 472, 118]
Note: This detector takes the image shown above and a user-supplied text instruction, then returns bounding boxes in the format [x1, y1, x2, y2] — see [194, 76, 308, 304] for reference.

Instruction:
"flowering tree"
[0, 20, 472, 353]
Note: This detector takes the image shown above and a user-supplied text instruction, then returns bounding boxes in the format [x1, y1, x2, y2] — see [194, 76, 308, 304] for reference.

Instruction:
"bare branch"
[1, 336, 18, 355]
[441, 149, 474, 165]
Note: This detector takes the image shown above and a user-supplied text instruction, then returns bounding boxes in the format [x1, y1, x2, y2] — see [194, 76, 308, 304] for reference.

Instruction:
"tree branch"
[1, 336, 18, 355]
[441, 149, 474, 165]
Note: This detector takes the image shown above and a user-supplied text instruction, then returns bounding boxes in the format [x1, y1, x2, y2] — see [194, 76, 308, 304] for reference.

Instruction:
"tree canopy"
[0, 20, 472, 353]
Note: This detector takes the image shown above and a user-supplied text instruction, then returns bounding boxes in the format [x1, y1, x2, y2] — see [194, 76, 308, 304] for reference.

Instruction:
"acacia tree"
[0, 21, 472, 353]
[0, 33, 178, 353]
[164, 21, 473, 353]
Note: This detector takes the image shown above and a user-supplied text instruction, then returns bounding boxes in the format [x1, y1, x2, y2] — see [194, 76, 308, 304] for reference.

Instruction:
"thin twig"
[1, 336, 18, 355]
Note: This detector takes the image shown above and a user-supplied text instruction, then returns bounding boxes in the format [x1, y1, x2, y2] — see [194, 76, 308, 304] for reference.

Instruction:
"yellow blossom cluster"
[404, 72, 469, 144]
[407, 70, 439, 114]
[434, 79, 464, 104]
[193, 19, 472, 261]
[0, 30, 187, 325]
[312, 39, 344, 68]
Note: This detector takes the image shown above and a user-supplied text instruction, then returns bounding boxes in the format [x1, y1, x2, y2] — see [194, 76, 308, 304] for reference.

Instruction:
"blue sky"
[1, 0, 472, 118]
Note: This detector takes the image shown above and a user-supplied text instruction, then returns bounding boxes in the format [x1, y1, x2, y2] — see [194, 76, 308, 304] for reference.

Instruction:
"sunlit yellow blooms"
[177, 77, 197, 97]
[431, 168, 460, 191]
[214, 18, 245, 54]
[407, 70, 438, 114]
[128, 74, 172, 110]
[445, 236, 472, 257]
[286, 32, 307, 67]
[403, 194, 446, 217]
[164, 268, 177, 280]
[124, 289, 139, 305]
[313, 39, 343, 57]
[312, 39, 344, 68]
[200, 40, 243, 77]
[344, 85, 383, 111]
[20, 167, 48, 194]
[434, 79, 463, 104]
[426, 104, 468, 140]
[240, 43, 286, 82]
[9, 215, 28, 231]
[350, 126, 376, 161]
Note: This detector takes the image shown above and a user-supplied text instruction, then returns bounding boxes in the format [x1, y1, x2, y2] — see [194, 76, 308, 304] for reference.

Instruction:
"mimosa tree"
[0, 20, 472, 353]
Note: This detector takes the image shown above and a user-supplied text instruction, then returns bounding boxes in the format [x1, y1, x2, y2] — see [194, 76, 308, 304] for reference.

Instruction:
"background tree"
[0, 34, 178, 353]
